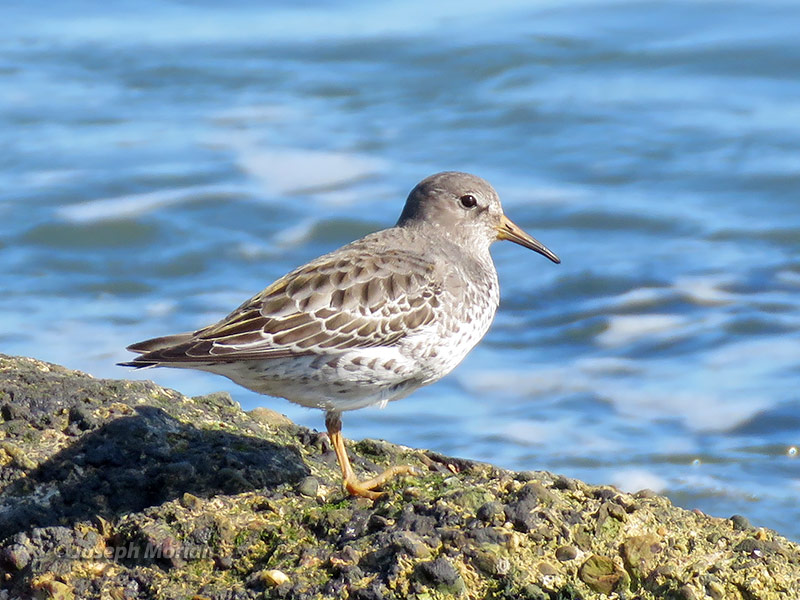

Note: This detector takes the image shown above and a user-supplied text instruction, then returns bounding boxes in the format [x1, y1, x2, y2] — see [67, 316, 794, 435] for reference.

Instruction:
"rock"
[67, 405, 97, 431]
[366, 513, 392, 532]
[634, 488, 659, 499]
[730, 514, 752, 531]
[296, 475, 320, 498]
[0, 354, 799, 600]
[537, 561, 557, 576]
[598, 499, 627, 523]
[555, 545, 578, 562]
[414, 557, 465, 595]
[476, 500, 504, 524]
[248, 406, 293, 428]
[472, 544, 510, 576]
[515, 470, 538, 482]
[578, 554, 626, 594]
[518, 481, 556, 506]
[621, 533, 662, 579]
[1, 401, 30, 421]
[678, 583, 700, 600]
[0, 543, 31, 571]
[1, 441, 38, 470]
[260, 568, 290, 586]
[706, 579, 726, 600]
[734, 537, 787, 558]
[552, 475, 579, 491]
[31, 577, 74, 600]
[388, 531, 431, 558]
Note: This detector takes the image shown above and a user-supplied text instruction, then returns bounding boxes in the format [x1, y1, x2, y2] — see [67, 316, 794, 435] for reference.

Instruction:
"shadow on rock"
[0, 405, 308, 538]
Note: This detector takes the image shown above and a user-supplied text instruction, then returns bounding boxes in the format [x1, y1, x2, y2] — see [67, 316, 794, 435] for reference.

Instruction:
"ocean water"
[2, 0, 799, 540]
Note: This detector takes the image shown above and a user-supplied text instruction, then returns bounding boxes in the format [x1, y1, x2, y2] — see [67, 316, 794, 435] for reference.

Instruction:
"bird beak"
[496, 214, 560, 264]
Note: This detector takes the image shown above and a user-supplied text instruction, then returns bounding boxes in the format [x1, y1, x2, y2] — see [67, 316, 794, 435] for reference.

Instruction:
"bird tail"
[117, 332, 194, 368]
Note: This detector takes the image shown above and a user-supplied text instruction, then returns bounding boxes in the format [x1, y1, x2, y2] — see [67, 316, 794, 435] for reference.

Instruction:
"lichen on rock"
[1, 354, 798, 599]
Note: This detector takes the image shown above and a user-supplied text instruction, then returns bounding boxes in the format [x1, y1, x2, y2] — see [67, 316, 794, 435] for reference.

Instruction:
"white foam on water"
[144, 300, 177, 318]
[611, 287, 670, 309]
[210, 104, 301, 125]
[677, 473, 760, 501]
[606, 333, 800, 431]
[600, 276, 737, 326]
[672, 275, 737, 305]
[234, 241, 281, 261]
[575, 357, 642, 376]
[317, 186, 388, 208]
[610, 469, 669, 494]
[702, 336, 800, 399]
[462, 329, 792, 433]
[499, 179, 588, 209]
[501, 419, 624, 456]
[465, 366, 575, 398]
[21, 169, 86, 188]
[272, 218, 319, 248]
[604, 387, 766, 434]
[56, 184, 246, 224]
[234, 145, 385, 200]
[596, 314, 690, 347]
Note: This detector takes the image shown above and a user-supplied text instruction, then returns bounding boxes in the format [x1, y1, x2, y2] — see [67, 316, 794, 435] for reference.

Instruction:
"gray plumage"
[121, 171, 559, 415]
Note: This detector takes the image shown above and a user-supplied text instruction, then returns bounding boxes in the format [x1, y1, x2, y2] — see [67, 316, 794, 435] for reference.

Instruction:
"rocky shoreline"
[0, 354, 797, 599]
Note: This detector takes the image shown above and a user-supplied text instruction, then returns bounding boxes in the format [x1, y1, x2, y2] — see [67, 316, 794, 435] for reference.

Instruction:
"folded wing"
[121, 246, 442, 367]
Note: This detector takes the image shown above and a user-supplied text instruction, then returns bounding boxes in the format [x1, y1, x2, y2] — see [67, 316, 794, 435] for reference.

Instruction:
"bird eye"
[459, 194, 477, 209]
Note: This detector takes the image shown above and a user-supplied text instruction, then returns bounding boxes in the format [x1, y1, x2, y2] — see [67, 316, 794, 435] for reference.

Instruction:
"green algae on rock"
[1, 354, 799, 599]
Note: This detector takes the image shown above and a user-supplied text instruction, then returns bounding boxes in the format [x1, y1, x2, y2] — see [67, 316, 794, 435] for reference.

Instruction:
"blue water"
[2, 1, 799, 540]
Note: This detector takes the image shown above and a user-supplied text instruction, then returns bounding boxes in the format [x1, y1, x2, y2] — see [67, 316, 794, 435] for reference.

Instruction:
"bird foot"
[344, 465, 420, 500]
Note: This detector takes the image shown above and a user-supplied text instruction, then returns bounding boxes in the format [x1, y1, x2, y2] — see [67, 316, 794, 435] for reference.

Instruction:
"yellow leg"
[325, 411, 417, 500]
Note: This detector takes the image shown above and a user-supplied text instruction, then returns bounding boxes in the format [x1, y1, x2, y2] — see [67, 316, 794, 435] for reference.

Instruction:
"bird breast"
[402, 250, 500, 385]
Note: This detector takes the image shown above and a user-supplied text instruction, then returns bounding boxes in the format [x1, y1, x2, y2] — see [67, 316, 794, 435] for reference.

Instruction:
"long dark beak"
[496, 214, 560, 264]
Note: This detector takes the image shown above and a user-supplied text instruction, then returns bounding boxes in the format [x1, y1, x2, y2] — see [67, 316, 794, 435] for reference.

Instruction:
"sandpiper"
[120, 172, 560, 499]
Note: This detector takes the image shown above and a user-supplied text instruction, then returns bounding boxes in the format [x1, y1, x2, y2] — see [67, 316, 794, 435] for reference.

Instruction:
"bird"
[120, 171, 560, 499]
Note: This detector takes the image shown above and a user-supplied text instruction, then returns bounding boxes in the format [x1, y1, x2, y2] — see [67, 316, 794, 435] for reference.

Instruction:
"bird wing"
[124, 244, 442, 365]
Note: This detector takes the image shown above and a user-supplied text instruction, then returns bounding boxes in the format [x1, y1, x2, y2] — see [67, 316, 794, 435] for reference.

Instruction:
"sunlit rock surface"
[1, 354, 798, 599]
